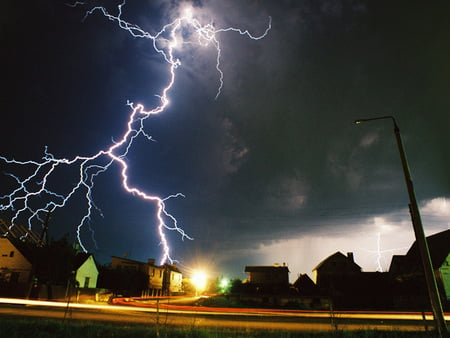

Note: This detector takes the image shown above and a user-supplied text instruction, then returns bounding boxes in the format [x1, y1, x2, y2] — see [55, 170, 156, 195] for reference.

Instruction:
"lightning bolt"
[0, 1, 271, 264]
[375, 232, 383, 272]
[361, 232, 409, 272]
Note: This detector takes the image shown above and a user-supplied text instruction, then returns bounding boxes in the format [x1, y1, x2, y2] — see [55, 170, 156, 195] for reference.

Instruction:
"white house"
[73, 253, 99, 288]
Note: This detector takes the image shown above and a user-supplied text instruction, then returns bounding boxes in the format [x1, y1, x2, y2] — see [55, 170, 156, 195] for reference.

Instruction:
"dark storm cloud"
[171, 0, 450, 275]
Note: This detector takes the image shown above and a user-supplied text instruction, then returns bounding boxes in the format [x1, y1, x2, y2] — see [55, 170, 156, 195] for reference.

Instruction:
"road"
[0, 297, 448, 332]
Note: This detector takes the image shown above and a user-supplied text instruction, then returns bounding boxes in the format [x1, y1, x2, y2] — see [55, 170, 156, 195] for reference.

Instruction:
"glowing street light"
[191, 270, 208, 295]
[219, 277, 230, 293]
[355, 116, 448, 337]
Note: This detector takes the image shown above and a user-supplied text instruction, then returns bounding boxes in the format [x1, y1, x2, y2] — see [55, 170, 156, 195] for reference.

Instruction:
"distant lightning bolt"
[375, 232, 383, 272]
[362, 232, 409, 272]
[0, 1, 271, 264]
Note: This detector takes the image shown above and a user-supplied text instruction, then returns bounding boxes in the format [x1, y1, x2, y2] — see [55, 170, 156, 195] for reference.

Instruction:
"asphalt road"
[0, 297, 446, 333]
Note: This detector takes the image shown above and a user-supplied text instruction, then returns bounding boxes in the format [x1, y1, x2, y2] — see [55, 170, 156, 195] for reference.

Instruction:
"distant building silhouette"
[292, 273, 318, 295]
[309, 230, 450, 310]
[313, 251, 361, 289]
[389, 229, 450, 308]
[313, 251, 392, 309]
[244, 263, 290, 294]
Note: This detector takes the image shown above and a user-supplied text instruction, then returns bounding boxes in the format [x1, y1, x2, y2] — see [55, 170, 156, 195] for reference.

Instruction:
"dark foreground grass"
[0, 317, 434, 338]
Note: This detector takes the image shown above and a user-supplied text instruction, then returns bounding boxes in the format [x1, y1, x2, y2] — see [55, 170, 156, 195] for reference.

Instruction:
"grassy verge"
[0, 317, 433, 338]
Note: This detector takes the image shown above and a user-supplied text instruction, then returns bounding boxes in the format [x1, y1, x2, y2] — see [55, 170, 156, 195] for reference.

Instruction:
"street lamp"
[355, 116, 448, 337]
[191, 270, 208, 296]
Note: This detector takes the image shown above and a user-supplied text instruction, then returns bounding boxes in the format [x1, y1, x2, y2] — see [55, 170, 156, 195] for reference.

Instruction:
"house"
[109, 256, 183, 296]
[244, 263, 290, 293]
[111, 256, 148, 273]
[0, 236, 33, 285]
[291, 273, 331, 309]
[293, 273, 318, 295]
[0, 236, 35, 297]
[312, 251, 361, 288]
[147, 259, 183, 296]
[389, 229, 450, 305]
[73, 253, 98, 288]
[312, 251, 393, 309]
[0, 220, 40, 287]
[235, 264, 291, 306]
[166, 264, 183, 294]
[148, 259, 165, 293]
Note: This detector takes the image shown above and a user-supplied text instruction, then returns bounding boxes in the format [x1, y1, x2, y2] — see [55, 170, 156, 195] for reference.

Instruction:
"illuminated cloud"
[220, 118, 249, 174]
[359, 132, 379, 148]
[421, 197, 450, 217]
[265, 174, 309, 212]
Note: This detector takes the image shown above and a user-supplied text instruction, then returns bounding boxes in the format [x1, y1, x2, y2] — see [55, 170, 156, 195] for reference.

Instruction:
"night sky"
[2, 0, 450, 281]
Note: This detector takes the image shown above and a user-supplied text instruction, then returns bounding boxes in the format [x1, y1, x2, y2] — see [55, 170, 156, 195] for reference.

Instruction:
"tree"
[97, 265, 148, 297]
[33, 234, 76, 286]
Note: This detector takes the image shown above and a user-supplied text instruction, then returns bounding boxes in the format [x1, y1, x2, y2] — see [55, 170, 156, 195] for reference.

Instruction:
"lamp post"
[355, 116, 448, 337]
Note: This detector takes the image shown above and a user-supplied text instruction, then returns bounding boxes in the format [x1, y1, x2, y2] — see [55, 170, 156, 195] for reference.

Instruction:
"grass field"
[0, 317, 436, 338]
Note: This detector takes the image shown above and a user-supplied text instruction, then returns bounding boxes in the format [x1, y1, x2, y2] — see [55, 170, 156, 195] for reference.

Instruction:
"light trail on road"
[1, 297, 449, 321]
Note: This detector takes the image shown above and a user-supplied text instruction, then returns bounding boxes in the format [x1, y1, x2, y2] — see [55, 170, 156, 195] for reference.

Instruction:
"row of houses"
[0, 236, 184, 299]
[1, 217, 449, 309]
[0, 236, 99, 298]
[242, 229, 450, 310]
[0, 220, 184, 299]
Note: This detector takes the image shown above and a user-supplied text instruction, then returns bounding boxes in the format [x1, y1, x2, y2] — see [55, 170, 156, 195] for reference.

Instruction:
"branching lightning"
[0, 1, 271, 264]
[361, 232, 409, 272]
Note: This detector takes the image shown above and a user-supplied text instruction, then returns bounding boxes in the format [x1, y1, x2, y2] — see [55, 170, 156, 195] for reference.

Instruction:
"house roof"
[293, 273, 316, 289]
[111, 256, 182, 274]
[164, 264, 182, 274]
[406, 229, 450, 269]
[0, 219, 41, 245]
[73, 252, 96, 270]
[245, 265, 290, 273]
[389, 254, 410, 272]
[313, 251, 361, 271]
[1, 236, 35, 264]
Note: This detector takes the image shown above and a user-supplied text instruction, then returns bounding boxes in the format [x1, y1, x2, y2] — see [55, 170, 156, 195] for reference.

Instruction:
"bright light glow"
[191, 270, 208, 292]
[220, 278, 229, 289]
[0, 1, 271, 264]
[219, 277, 230, 293]
[183, 7, 194, 21]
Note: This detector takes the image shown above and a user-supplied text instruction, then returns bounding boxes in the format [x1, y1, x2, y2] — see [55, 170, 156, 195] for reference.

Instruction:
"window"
[84, 277, 90, 288]
[9, 251, 14, 257]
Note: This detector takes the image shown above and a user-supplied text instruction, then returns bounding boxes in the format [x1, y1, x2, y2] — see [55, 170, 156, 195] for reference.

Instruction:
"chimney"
[347, 252, 354, 263]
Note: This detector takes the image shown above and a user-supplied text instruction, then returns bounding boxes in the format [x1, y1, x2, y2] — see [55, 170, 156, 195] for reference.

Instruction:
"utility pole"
[39, 210, 51, 246]
[355, 116, 448, 337]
